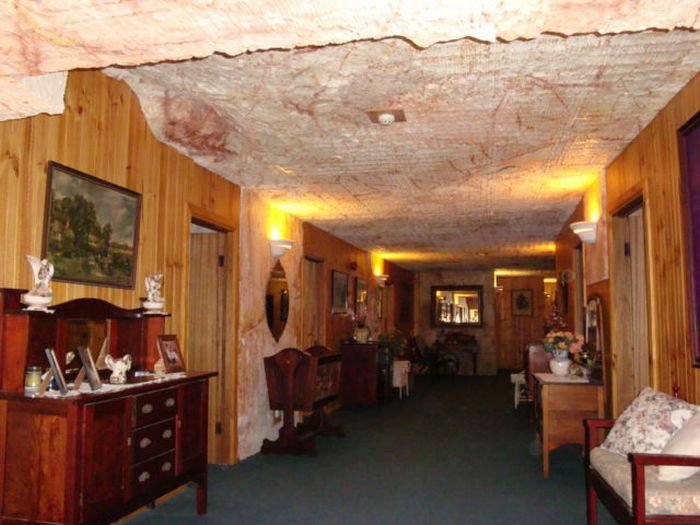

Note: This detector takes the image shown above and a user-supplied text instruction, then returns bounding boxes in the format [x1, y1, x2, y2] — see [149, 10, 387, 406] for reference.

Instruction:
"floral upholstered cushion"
[602, 387, 699, 455]
[591, 447, 700, 516]
[658, 412, 700, 481]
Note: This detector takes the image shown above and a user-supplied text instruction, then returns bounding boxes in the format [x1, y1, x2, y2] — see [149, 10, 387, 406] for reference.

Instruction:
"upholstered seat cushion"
[591, 447, 700, 515]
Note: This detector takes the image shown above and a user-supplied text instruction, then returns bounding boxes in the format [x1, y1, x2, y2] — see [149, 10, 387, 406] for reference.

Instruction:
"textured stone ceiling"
[2, 2, 699, 271]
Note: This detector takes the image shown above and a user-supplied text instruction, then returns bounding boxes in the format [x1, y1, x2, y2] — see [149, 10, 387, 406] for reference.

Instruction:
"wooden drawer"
[132, 451, 176, 493]
[133, 388, 178, 427]
[132, 418, 176, 464]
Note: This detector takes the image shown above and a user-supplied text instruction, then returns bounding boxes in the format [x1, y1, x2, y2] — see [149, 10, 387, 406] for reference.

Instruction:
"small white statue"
[21, 255, 54, 311]
[105, 354, 132, 384]
[145, 273, 163, 302]
[143, 273, 165, 313]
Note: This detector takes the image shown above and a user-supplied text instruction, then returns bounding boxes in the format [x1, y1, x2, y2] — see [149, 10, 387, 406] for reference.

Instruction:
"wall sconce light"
[570, 220, 598, 244]
[374, 274, 389, 287]
[270, 238, 293, 259]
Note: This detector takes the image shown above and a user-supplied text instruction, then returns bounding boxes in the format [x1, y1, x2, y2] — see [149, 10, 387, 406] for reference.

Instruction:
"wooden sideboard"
[340, 342, 392, 406]
[533, 372, 604, 478]
[0, 289, 216, 523]
[0, 374, 214, 524]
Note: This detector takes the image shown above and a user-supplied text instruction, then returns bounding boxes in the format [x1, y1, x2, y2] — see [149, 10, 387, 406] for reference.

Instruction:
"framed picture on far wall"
[512, 289, 533, 316]
[42, 161, 141, 288]
[331, 270, 349, 314]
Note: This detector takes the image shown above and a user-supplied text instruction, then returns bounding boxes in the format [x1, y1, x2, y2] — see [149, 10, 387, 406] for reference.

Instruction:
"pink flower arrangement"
[543, 330, 584, 355]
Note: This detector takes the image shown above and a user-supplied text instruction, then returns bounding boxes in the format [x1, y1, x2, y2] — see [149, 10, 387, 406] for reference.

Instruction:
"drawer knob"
[161, 461, 172, 472]
[138, 471, 151, 483]
[141, 403, 153, 414]
[165, 397, 176, 408]
[139, 437, 152, 449]
[162, 429, 173, 439]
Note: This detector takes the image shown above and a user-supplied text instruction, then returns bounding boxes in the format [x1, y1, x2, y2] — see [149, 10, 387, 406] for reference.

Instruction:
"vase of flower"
[543, 330, 584, 377]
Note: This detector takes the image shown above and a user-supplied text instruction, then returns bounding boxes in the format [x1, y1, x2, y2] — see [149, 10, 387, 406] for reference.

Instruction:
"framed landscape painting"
[42, 162, 141, 288]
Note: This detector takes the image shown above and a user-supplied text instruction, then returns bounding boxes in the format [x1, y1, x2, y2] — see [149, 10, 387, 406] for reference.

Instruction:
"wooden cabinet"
[0, 290, 215, 523]
[0, 375, 213, 524]
[533, 372, 604, 478]
[340, 342, 392, 405]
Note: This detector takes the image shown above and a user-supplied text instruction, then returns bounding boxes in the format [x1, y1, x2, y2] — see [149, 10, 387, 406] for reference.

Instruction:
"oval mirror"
[266, 261, 289, 341]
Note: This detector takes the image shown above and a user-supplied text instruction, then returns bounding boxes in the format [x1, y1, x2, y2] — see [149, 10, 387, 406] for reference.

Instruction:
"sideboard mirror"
[266, 261, 289, 342]
[431, 285, 483, 327]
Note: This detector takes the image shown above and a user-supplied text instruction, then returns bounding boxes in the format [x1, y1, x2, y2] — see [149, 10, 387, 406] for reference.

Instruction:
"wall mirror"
[431, 285, 483, 327]
[266, 261, 289, 341]
[64, 319, 110, 372]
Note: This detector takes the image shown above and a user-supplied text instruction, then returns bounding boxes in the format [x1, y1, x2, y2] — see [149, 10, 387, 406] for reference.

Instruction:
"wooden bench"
[584, 418, 700, 524]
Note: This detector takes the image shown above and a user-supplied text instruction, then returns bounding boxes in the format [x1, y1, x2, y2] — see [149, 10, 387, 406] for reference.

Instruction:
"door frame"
[187, 205, 238, 464]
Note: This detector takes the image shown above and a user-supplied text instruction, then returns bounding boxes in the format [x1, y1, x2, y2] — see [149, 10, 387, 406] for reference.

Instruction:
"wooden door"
[302, 257, 324, 348]
[188, 227, 230, 463]
[611, 205, 650, 414]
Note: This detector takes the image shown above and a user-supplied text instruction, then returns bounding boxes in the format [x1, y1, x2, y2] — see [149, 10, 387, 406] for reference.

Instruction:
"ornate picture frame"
[42, 161, 141, 288]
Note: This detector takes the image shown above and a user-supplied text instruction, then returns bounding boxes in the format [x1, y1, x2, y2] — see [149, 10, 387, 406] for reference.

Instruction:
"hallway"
[128, 373, 614, 524]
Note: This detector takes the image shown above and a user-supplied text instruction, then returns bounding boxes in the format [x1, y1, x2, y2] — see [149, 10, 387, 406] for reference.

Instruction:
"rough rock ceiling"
[2, 2, 699, 272]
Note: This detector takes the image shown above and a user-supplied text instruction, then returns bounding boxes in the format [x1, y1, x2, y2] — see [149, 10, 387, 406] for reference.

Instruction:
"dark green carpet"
[127, 372, 616, 524]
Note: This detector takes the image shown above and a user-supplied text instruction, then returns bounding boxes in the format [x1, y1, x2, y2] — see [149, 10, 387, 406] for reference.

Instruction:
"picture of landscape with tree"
[43, 162, 141, 287]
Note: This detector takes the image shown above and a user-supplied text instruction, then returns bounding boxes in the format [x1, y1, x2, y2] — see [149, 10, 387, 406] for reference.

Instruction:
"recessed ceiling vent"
[367, 109, 406, 126]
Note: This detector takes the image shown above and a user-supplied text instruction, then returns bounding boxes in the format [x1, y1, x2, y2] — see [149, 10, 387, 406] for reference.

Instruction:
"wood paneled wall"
[606, 73, 700, 402]
[385, 261, 415, 335]
[303, 223, 396, 350]
[0, 70, 241, 459]
[555, 201, 585, 330]
[496, 275, 548, 369]
[0, 70, 239, 339]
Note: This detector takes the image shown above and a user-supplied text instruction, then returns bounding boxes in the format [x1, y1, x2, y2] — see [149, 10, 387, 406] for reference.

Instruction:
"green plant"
[377, 330, 409, 359]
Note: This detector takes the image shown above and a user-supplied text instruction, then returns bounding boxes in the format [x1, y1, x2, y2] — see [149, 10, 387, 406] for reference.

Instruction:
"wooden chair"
[261, 345, 343, 455]
[525, 342, 551, 423]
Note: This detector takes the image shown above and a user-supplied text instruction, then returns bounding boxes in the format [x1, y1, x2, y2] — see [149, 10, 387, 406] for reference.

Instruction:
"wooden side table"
[534, 373, 604, 478]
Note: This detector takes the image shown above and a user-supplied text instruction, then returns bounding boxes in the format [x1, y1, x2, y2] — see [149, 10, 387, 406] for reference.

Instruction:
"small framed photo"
[45, 347, 68, 394]
[77, 346, 102, 391]
[157, 334, 186, 373]
[512, 289, 533, 316]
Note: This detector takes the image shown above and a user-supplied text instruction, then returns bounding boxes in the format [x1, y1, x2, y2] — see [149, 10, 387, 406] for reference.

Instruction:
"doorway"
[611, 203, 650, 414]
[187, 220, 235, 463]
[302, 257, 325, 348]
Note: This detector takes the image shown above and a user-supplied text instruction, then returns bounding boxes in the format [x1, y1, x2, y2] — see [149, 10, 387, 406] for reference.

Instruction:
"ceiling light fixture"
[377, 112, 395, 126]
[570, 220, 598, 244]
[366, 109, 406, 126]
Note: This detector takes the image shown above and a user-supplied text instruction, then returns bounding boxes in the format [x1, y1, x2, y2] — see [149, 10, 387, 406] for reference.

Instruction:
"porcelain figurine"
[142, 273, 165, 313]
[105, 354, 132, 384]
[21, 255, 54, 311]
